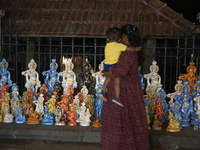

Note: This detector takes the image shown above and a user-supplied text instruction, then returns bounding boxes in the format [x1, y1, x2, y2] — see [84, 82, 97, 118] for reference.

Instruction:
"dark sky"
[160, 0, 200, 24]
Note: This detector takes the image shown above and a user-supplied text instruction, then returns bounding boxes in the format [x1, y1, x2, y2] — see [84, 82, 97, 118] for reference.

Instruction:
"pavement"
[0, 122, 200, 149]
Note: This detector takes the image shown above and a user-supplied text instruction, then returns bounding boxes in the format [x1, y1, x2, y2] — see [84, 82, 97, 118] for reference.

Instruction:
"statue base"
[15, 120, 27, 124]
[92, 122, 101, 128]
[80, 121, 90, 126]
[152, 125, 162, 130]
[166, 128, 181, 132]
[68, 121, 77, 126]
[41, 122, 54, 125]
[3, 120, 13, 123]
[27, 120, 40, 124]
[55, 121, 66, 126]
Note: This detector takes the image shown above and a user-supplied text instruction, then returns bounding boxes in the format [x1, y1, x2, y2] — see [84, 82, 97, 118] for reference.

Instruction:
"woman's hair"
[121, 24, 144, 66]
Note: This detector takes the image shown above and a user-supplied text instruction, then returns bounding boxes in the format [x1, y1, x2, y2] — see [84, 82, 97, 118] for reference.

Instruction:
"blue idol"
[41, 105, 54, 125]
[15, 108, 26, 124]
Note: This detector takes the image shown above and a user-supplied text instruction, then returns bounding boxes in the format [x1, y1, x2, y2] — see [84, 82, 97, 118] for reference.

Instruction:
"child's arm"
[126, 46, 142, 52]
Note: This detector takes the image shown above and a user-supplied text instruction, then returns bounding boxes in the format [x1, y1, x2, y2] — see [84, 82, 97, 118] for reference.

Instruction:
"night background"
[160, 0, 200, 24]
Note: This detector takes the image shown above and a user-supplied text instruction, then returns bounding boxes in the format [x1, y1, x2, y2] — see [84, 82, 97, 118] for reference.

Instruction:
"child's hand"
[135, 46, 142, 51]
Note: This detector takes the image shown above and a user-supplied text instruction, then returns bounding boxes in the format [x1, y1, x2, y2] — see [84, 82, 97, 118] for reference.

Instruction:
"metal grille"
[1, 22, 200, 95]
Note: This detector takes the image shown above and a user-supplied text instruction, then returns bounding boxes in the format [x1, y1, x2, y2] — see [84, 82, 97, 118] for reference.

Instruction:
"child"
[99, 27, 141, 107]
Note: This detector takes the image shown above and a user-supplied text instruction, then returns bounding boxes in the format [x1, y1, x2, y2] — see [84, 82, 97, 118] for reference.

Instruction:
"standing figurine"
[21, 59, 41, 94]
[45, 95, 56, 115]
[80, 85, 88, 102]
[41, 105, 54, 125]
[92, 61, 106, 89]
[59, 58, 77, 94]
[167, 80, 183, 109]
[20, 91, 29, 116]
[178, 61, 197, 94]
[0, 92, 10, 118]
[36, 84, 48, 103]
[0, 58, 12, 89]
[10, 88, 20, 117]
[157, 89, 168, 122]
[153, 97, 164, 122]
[73, 95, 80, 122]
[85, 94, 95, 122]
[145, 86, 155, 122]
[33, 93, 44, 121]
[42, 59, 60, 96]
[144, 61, 162, 98]
[27, 88, 34, 108]
[67, 103, 77, 126]
[77, 59, 94, 93]
[57, 94, 69, 113]
[180, 81, 194, 127]
[66, 85, 74, 103]
[92, 84, 103, 127]
[15, 108, 26, 124]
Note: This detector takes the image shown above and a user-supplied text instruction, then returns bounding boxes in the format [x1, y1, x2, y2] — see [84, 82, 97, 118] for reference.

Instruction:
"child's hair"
[106, 27, 123, 41]
[121, 24, 144, 66]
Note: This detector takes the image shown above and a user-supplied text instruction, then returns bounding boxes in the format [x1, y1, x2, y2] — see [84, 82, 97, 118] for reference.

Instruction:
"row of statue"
[0, 58, 105, 127]
[0, 57, 200, 132]
[144, 60, 199, 132]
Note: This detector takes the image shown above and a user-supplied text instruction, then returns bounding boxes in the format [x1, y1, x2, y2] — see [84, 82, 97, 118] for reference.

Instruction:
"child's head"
[106, 27, 123, 42]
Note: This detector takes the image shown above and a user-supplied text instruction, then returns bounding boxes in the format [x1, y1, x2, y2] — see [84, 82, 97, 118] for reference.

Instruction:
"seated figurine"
[166, 112, 181, 132]
[27, 106, 40, 124]
[15, 108, 26, 124]
[41, 105, 54, 125]
[3, 108, 13, 123]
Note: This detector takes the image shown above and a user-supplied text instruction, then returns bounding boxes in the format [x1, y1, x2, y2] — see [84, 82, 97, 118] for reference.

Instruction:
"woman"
[101, 24, 150, 150]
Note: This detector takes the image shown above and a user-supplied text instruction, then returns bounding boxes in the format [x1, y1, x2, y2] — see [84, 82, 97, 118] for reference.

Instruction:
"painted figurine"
[42, 59, 60, 96]
[178, 61, 197, 94]
[145, 106, 151, 129]
[153, 97, 164, 122]
[36, 84, 48, 103]
[22, 59, 41, 94]
[3, 108, 13, 123]
[55, 106, 66, 125]
[0, 92, 10, 118]
[57, 94, 69, 113]
[20, 91, 29, 116]
[157, 89, 168, 122]
[15, 108, 26, 124]
[92, 84, 103, 127]
[10, 89, 20, 117]
[59, 58, 77, 94]
[66, 85, 74, 103]
[81, 85, 88, 102]
[27, 106, 40, 124]
[77, 59, 94, 93]
[45, 95, 56, 115]
[0, 58, 12, 89]
[67, 103, 77, 126]
[152, 114, 162, 130]
[85, 94, 95, 122]
[145, 86, 155, 122]
[167, 80, 183, 109]
[33, 93, 44, 121]
[41, 105, 54, 125]
[143, 61, 162, 98]
[73, 95, 80, 122]
[166, 111, 181, 132]
[92, 61, 106, 89]
[80, 108, 91, 126]
[180, 81, 194, 127]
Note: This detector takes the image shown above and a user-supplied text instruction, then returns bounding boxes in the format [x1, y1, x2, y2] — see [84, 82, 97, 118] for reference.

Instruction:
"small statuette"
[166, 111, 181, 132]
[67, 103, 77, 126]
[27, 106, 40, 124]
[15, 108, 26, 124]
[41, 105, 54, 125]
[3, 108, 13, 123]
[152, 114, 162, 130]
